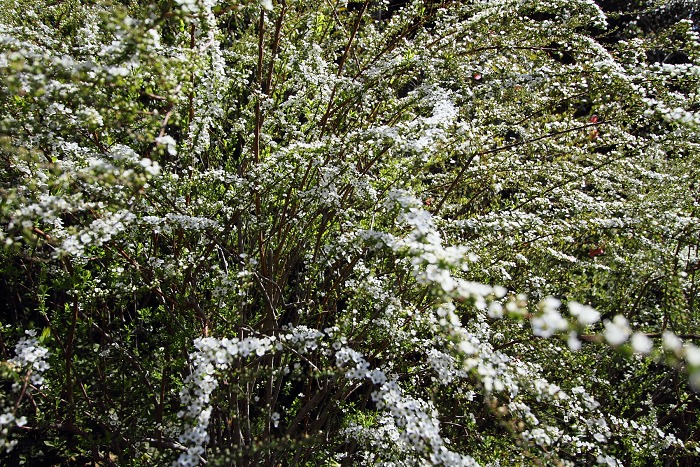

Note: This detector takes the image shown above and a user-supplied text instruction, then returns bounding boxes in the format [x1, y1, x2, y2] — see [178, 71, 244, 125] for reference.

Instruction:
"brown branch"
[187, 23, 196, 126]
[264, 4, 287, 96]
[645, 333, 700, 340]
[319, 1, 370, 136]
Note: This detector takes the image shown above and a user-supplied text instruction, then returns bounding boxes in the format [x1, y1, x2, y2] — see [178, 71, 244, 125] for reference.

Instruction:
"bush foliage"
[1, 0, 699, 465]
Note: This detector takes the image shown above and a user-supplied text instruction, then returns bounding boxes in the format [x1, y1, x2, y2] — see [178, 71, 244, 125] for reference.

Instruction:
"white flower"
[487, 301, 503, 319]
[603, 315, 630, 346]
[690, 371, 700, 392]
[540, 297, 561, 312]
[630, 332, 653, 354]
[567, 331, 582, 351]
[10, 331, 50, 387]
[662, 331, 683, 356]
[155, 135, 177, 156]
[568, 301, 600, 325]
[175, 0, 199, 14]
[532, 309, 568, 338]
[685, 344, 700, 366]
[369, 369, 387, 385]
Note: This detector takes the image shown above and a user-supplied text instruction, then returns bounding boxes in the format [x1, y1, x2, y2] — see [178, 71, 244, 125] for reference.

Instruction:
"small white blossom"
[685, 344, 700, 366]
[630, 332, 653, 354]
[603, 315, 631, 346]
[568, 302, 601, 325]
[532, 309, 568, 338]
[662, 331, 683, 356]
[567, 331, 582, 351]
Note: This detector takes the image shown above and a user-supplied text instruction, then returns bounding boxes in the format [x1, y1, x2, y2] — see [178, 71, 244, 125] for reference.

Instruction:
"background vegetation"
[1, 0, 699, 465]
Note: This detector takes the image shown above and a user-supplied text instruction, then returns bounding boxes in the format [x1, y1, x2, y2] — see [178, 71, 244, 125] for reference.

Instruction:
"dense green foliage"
[1, 0, 699, 465]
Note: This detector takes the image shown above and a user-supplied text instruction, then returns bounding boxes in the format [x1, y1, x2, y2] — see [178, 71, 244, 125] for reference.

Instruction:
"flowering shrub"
[0, 330, 49, 453]
[1, 0, 699, 464]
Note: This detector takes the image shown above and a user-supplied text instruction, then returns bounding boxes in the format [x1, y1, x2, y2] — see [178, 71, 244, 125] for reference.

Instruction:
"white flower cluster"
[179, 0, 229, 162]
[60, 210, 136, 257]
[174, 0, 212, 15]
[602, 315, 631, 346]
[0, 330, 50, 453]
[142, 213, 221, 236]
[357, 186, 700, 461]
[426, 348, 468, 385]
[341, 414, 412, 465]
[280, 325, 324, 353]
[532, 299, 605, 344]
[335, 345, 375, 381]
[10, 330, 50, 388]
[0, 411, 26, 453]
[9, 193, 91, 232]
[371, 190, 498, 309]
[568, 301, 601, 326]
[174, 334, 276, 466]
[155, 135, 178, 157]
[370, 382, 478, 466]
[644, 97, 700, 128]
[335, 342, 477, 465]
[412, 86, 458, 152]
[175, 326, 333, 466]
[531, 298, 569, 338]
[529, 299, 700, 388]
